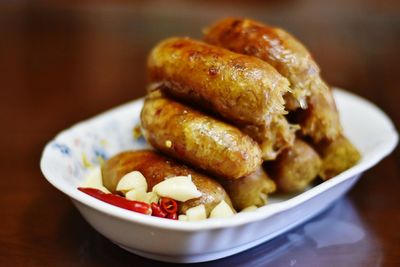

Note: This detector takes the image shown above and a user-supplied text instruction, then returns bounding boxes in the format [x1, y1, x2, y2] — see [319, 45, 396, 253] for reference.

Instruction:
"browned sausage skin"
[219, 167, 276, 211]
[101, 150, 233, 215]
[266, 139, 322, 192]
[204, 18, 342, 143]
[204, 17, 316, 110]
[316, 135, 361, 180]
[140, 90, 263, 180]
[147, 37, 290, 127]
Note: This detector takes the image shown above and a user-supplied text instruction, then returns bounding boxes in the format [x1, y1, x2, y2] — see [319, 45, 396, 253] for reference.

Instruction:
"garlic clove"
[178, 215, 188, 221]
[186, 205, 207, 221]
[125, 189, 147, 202]
[81, 167, 110, 193]
[152, 175, 201, 202]
[144, 191, 160, 204]
[209, 200, 235, 218]
[116, 171, 147, 194]
[240, 206, 258, 212]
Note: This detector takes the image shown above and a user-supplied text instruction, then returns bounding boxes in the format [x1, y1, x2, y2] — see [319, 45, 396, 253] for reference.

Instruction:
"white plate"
[40, 89, 398, 263]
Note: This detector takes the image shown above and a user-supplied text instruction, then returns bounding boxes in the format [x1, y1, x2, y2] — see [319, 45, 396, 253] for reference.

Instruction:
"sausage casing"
[266, 139, 322, 192]
[204, 18, 342, 142]
[147, 37, 290, 126]
[101, 150, 233, 215]
[219, 167, 276, 211]
[316, 135, 361, 180]
[140, 90, 263, 179]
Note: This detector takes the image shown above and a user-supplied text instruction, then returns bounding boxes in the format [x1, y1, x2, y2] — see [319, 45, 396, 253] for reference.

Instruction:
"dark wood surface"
[1, 1, 399, 266]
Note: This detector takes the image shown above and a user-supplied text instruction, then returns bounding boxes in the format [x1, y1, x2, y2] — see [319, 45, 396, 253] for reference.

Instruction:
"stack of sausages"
[139, 18, 360, 210]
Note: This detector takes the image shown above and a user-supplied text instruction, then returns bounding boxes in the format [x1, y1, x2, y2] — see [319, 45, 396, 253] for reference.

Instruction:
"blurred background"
[2, 0, 399, 127]
[1, 0, 399, 266]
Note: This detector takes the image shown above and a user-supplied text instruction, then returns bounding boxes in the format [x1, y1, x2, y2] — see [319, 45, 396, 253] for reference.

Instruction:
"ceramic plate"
[40, 89, 398, 263]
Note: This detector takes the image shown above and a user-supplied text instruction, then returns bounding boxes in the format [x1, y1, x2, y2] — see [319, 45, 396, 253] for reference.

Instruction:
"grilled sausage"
[241, 115, 297, 160]
[204, 17, 342, 142]
[147, 37, 290, 126]
[219, 167, 276, 211]
[266, 139, 322, 192]
[295, 88, 342, 143]
[316, 135, 361, 180]
[140, 90, 263, 180]
[101, 150, 233, 215]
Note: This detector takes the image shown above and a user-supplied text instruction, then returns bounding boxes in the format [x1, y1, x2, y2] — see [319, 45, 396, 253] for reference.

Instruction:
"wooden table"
[1, 1, 399, 266]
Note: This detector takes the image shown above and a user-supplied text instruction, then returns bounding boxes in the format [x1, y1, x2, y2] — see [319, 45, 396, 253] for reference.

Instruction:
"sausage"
[147, 37, 290, 126]
[101, 150, 233, 215]
[204, 17, 317, 110]
[241, 115, 297, 160]
[203, 17, 342, 142]
[316, 135, 361, 180]
[295, 88, 343, 143]
[140, 90, 263, 180]
[265, 139, 322, 192]
[219, 167, 276, 211]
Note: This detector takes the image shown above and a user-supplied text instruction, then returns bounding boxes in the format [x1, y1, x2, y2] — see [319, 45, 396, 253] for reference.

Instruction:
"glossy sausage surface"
[204, 18, 342, 142]
[219, 167, 276, 211]
[140, 90, 263, 180]
[147, 37, 290, 126]
[266, 139, 321, 192]
[101, 150, 233, 214]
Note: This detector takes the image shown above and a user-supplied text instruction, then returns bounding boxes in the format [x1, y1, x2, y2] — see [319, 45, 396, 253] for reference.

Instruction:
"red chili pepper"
[78, 187, 151, 215]
[166, 212, 178, 220]
[160, 197, 178, 214]
[151, 202, 167, 218]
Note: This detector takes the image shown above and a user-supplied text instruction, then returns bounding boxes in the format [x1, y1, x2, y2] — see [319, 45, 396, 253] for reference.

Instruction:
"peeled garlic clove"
[125, 189, 147, 202]
[186, 205, 207, 221]
[209, 200, 235, 218]
[178, 215, 188, 221]
[81, 167, 110, 193]
[240, 206, 258, 212]
[116, 171, 147, 194]
[152, 175, 201, 202]
[144, 191, 160, 204]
